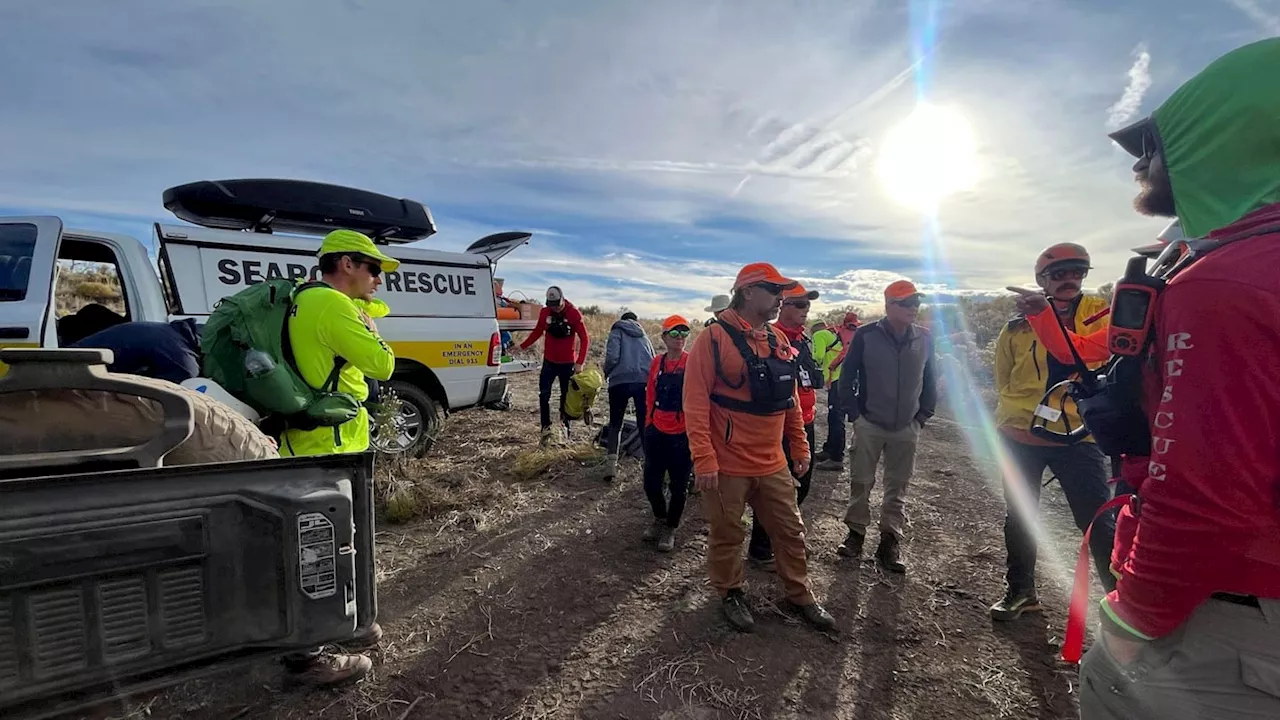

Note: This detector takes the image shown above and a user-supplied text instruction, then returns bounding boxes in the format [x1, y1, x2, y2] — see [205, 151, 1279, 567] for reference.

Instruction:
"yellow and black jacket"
[993, 294, 1110, 439]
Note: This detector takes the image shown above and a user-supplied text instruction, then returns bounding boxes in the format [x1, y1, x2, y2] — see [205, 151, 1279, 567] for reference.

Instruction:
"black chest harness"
[710, 321, 797, 416]
[546, 312, 574, 339]
[653, 358, 685, 413]
[793, 332, 822, 390]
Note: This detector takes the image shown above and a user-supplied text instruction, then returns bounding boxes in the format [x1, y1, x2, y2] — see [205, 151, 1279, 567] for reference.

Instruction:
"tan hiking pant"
[1079, 596, 1280, 719]
[844, 416, 920, 539]
[702, 467, 815, 605]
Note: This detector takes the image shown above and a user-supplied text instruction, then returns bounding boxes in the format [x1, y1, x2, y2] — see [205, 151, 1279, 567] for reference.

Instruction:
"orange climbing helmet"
[1035, 243, 1092, 276]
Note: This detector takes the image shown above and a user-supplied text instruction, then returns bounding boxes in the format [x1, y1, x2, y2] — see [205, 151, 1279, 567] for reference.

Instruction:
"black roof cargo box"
[162, 179, 436, 243]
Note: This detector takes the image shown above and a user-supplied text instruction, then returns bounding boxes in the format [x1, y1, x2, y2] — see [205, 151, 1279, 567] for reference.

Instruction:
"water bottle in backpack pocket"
[202, 279, 361, 431]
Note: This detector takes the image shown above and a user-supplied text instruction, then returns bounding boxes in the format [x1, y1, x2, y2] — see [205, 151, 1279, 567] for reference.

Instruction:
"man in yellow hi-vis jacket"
[280, 229, 397, 687]
[989, 243, 1116, 624]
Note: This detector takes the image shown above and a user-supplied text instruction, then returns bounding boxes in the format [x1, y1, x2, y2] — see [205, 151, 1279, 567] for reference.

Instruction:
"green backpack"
[201, 279, 361, 430]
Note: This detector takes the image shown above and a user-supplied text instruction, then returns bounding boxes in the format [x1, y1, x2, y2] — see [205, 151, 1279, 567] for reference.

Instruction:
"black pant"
[1003, 438, 1118, 593]
[538, 360, 575, 429]
[748, 422, 815, 559]
[605, 382, 647, 453]
[823, 384, 846, 460]
[643, 427, 692, 527]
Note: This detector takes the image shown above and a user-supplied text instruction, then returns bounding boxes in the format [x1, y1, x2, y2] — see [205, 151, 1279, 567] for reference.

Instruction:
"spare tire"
[0, 373, 278, 465]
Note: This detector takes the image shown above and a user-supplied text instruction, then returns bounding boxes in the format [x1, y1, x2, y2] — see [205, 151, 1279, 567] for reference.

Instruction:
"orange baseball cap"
[782, 282, 820, 301]
[885, 280, 923, 301]
[733, 262, 798, 292]
[662, 314, 691, 332]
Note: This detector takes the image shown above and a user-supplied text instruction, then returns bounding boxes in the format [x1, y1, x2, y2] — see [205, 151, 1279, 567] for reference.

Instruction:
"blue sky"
[2, 0, 1276, 317]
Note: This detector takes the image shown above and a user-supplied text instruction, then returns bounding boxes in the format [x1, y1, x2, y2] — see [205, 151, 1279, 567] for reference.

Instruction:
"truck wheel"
[370, 380, 443, 458]
[2, 374, 278, 465]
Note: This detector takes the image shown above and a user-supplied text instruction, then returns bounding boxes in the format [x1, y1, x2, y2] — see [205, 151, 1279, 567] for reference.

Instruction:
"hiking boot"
[603, 453, 618, 481]
[539, 427, 554, 447]
[789, 601, 837, 631]
[642, 519, 664, 542]
[656, 526, 676, 553]
[837, 530, 865, 559]
[814, 450, 833, 463]
[285, 651, 372, 688]
[990, 587, 1042, 622]
[816, 458, 844, 472]
[875, 534, 906, 574]
[748, 551, 776, 571]
[722, 589, 755, 632]
[345, 622, 383, 652]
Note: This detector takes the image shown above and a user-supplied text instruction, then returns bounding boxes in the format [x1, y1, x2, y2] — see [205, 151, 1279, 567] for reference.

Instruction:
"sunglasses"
[892, 298, 922, 309]
[665, 329, 690, 338]
[348, 255, 382, 277]
[783, 301, 811, 310]
[1141, 130, 1158, 159]
[752, 282, 788, 296]
[1046, 267, 1088, 282]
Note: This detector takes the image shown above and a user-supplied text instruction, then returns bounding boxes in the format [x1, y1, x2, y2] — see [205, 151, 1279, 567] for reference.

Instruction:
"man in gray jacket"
[835, 280, 937, 573]
[603, 311, 656, 480]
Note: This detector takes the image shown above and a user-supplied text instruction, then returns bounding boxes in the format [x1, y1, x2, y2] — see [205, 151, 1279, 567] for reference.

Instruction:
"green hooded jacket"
[1153, 38, 1280, 238]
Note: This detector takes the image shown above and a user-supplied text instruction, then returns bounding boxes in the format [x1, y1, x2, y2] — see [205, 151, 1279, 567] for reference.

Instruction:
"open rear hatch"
[0, 350, 377, 719]
[163, 179, 436, 242]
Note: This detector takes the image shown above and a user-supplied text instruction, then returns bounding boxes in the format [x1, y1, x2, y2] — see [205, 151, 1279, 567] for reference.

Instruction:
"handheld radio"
[1107, 256, 1165, 356]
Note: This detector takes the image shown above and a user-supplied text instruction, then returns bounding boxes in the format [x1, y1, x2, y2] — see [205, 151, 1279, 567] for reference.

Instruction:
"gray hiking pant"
[1079, 595, 1280, 719]
[843, 415, 920, 539]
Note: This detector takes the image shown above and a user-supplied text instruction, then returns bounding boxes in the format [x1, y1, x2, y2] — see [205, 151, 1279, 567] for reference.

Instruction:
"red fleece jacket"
[774, 321, 817, 425]
[520, 301, 589, 365]
[1102, 204, 1280, 640]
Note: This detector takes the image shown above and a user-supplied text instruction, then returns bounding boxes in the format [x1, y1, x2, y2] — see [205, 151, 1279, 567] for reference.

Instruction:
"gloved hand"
[914, 412, 931, 429]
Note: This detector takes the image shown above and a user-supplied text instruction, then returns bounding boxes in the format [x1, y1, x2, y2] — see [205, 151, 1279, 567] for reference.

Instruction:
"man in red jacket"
[519, 286, 590, 445]
[1075, 39, 1280, 718]
[747, 282, 821, 565]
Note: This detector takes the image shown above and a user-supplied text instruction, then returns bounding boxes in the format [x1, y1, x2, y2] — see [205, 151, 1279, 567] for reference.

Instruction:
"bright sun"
[876, 103, 978, 212]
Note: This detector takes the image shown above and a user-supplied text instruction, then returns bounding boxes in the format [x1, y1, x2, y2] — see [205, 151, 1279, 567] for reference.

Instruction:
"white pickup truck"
[0, 179, 533, 457]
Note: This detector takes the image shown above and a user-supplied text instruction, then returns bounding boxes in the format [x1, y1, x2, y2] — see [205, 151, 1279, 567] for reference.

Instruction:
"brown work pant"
[844, 416, 920, 539]
[702, 467, 815, 605]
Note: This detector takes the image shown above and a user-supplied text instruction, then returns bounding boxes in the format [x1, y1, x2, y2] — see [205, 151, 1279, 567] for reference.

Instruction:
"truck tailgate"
[0, 453, 377, 719]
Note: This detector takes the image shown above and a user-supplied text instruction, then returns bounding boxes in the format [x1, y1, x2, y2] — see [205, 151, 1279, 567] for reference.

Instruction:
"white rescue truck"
[0, 179, 532, 457]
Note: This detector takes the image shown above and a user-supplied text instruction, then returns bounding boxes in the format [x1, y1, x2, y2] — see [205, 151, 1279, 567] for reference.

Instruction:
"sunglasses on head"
[1046, 267, 1088, 282]
[665, 328, 690, 338]
[783, 300, 810, 310]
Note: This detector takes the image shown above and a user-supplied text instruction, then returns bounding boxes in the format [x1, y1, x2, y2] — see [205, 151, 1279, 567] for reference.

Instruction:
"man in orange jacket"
[685, 263, 836, 633]
[747, 282, 821, 565]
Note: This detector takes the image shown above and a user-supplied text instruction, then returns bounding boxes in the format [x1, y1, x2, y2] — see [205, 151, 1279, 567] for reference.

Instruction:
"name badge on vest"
[797, 366, 813, 389]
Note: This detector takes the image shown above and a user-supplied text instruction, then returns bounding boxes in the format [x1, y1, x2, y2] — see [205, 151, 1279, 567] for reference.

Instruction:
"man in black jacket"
[835, 280, 937, 573]
[70, 319, 202, 384]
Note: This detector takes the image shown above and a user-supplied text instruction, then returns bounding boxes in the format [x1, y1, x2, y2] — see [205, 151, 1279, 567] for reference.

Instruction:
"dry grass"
[510, 442, 604, 481]
[633, 651, 765, 720]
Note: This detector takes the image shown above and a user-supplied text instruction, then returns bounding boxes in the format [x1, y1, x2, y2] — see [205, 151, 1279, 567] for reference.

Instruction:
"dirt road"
[101, 372, 1093, 720]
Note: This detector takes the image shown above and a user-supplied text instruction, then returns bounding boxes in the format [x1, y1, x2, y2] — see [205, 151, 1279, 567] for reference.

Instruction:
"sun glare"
[876, 103, 978, 212]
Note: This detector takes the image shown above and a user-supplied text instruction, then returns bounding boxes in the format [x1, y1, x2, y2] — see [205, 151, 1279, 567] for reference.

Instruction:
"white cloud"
[1223, 0, 1280, 35]
[1107, 43, 1153, 129]
[0, 0, 1219, 318]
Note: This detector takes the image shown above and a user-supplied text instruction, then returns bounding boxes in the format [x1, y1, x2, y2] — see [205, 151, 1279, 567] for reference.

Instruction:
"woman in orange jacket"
[640, 315, 694, 552]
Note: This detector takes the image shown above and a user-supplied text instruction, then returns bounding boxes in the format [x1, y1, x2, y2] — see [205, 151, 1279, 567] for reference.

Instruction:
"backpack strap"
[282, 281, 348, 394]
[709, 321, 744, 391]
[711, 319, 776, 387]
